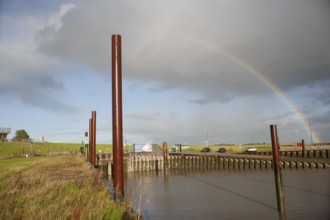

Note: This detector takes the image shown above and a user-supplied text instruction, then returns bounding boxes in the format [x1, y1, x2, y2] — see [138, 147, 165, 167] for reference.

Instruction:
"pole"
[92, 111, 96, 167]
[112, 34, 124, 197]
[89, 118, 92, 164]
[85, 132, 88, 158]
[270, 124, 285, 213]
[163, 141, 168, 172]
[301, 139, 305, 157]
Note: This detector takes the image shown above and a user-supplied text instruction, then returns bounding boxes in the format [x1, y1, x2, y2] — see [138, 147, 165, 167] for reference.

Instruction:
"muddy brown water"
[119, 169, 330, 220]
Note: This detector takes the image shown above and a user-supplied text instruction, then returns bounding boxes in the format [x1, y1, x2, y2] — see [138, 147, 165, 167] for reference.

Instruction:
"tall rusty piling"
[91, 111, 96, 167]
[270, 124, 285, 213]
[163, 141, 169, 173]
[112, 34, 124, 197]
[89, 118, 92, 164]
[301, 139, 305, 157]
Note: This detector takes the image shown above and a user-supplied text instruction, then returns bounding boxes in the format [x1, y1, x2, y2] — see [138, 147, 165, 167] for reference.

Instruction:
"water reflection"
[120, 169, 329, 220]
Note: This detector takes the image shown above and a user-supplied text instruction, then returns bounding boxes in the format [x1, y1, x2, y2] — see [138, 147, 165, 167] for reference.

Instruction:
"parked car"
[247, 147, 257, 154]
[201, 147, 211, 152]
[218, 148, 226, 153]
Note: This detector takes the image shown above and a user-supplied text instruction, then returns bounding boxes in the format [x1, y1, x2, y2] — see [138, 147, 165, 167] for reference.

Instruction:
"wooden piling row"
[256, 149, 330, 159]
[97, 153, 330, 173]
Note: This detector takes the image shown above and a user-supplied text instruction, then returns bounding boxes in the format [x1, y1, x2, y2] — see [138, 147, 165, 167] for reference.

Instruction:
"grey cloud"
[307, 82, 330, 106]
[310, 111, 330, 143]
[35, 0, 330, 105]
[312, 111, 330, 125]
[0, 43, 75, 112]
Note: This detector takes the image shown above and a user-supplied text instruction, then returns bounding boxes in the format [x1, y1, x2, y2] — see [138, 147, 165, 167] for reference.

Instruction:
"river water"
[121, 169, 330, 220]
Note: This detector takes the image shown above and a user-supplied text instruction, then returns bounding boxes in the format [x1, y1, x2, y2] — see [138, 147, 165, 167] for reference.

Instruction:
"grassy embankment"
[0, 155, 137, 220]
[0, 142, 114, 159]
[1, 141, 329, 159]
[177, 143, 330, 153]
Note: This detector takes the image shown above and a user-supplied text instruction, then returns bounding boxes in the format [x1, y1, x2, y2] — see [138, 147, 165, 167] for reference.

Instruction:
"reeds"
[0, 155, 131, 219]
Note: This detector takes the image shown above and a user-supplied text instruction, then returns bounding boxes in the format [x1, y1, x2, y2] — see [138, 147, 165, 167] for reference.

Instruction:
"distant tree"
[12, 129, 30, 142]
[0, 133, 8, 142]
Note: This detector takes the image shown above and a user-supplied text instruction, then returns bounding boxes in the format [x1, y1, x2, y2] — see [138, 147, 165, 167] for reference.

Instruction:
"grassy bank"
[175, 143, 330, 153]
[0, 157, 45, 178]
[0, 155, 136, 220]
[1, 141, 329, 159]
[0, 142, 114, 159]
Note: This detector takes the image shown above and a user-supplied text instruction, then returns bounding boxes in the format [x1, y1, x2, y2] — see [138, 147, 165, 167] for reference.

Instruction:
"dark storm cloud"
[35, 0, 330, 104]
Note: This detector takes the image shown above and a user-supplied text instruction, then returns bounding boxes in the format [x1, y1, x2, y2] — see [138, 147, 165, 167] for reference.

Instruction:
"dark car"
[218, 148, 226, 153]
[201, 147, 211, 152]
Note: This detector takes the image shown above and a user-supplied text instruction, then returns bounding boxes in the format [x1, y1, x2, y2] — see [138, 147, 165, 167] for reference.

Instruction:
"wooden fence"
[96, 152, 330, 175]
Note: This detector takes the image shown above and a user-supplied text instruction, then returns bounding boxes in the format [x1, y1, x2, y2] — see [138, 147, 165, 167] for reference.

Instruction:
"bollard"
[320, 150, 326, 159]
[108, 163, 113, 176]
[255, 160, 260, 170]
[267, 160, 272, 169]
[270, 124, 285, 213]
[224, 158, 229, 169]
[234, 158, 239, 169]
[250, 159, 255, 169]
[189, 156, 193, 169]
[244, 159, 249, 169]
[315, 151, 320, 158]
[239, 159, 244, 169]
[219, 158, 223, 169]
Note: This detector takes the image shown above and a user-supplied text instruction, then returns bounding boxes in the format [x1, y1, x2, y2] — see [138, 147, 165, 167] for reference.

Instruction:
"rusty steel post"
[92, 111, 96, 167]
[301, 139, 305, 157]
[112, 34, 124, 197]
[89, 118, 92, 164]
[270, 124, 285, 213]
[163, 141, 168, 172]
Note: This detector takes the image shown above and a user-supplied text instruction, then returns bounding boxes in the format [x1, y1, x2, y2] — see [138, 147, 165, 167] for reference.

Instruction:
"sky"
[1, 0, 329, 145]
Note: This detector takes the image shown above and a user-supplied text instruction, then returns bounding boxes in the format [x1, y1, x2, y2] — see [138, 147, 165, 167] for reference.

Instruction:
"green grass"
[1, 141, 328, 159]
[0, 142, 81, 159]
[0, 157, 45, 173]
[0, 155, 138, 219]
[0, 142, 115, 159]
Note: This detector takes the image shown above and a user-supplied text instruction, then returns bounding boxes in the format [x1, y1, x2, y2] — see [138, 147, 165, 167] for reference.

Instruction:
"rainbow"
[186, 37, 321, 143]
